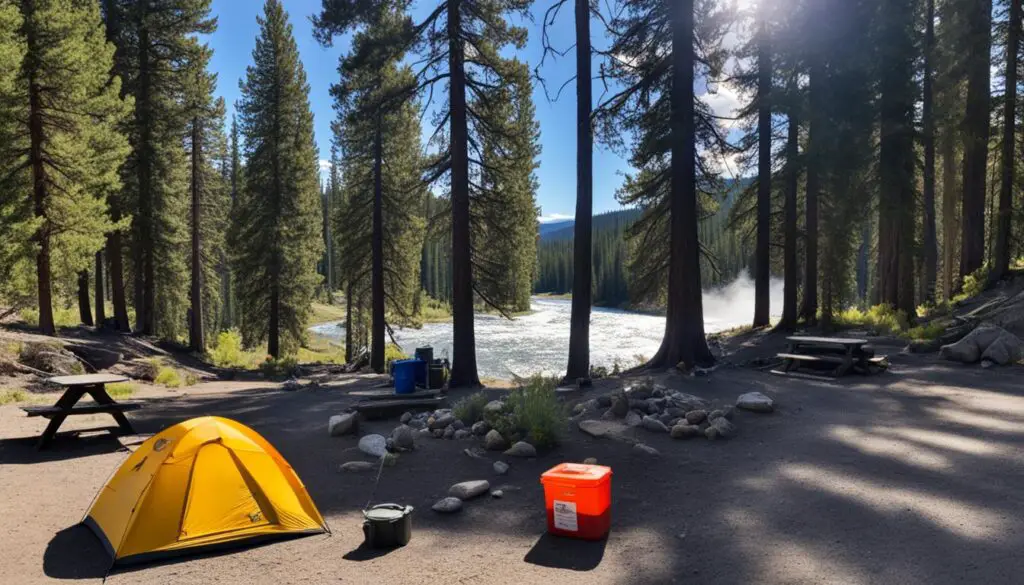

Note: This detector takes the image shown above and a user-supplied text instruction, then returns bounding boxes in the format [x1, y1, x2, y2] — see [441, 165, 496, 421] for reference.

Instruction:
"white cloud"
[319, 159, 332, 174]
[699, 81, 743, 121]
[538, 213, 574, 223]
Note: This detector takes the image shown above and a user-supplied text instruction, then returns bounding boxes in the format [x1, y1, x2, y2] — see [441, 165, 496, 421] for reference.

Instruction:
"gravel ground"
[3, 356, 1024, 585]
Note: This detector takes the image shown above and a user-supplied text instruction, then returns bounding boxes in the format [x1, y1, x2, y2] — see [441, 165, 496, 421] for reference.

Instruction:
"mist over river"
[309, 276, 783, 379]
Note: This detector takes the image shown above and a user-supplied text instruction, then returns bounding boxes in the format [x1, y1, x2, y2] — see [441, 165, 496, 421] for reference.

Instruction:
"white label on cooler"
[553, 500, 578, 531]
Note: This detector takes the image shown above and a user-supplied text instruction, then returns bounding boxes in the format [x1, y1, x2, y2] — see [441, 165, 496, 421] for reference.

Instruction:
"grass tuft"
[453, 391, 489, 424]
[106, 382, 136, 399]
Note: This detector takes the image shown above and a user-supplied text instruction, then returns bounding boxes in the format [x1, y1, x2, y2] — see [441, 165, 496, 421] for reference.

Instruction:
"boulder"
[66, 345, 122, 371]
[979, 331, 1024, 365]
[430, 414, 456, 430]
[625, 379, 655, 400]
[27, 350, 82, 376]
[407, 418, 427, 430]
[736, 392, 774, 413]
[657, 412, 675, 425]
[710, 417, 737, 438]
[939, 324, 1021, 364]
[705, 427, 720, 440]
[596, 395, 613, 408]
[578, 419, 629, 439]
[400, 412, 413, 424]
[609, 392, 630, 418]
[431, 429, 445, 438]
[641, 416, 669, 433]
[484, 429, 508, 451]
[328, 413, 358, 436]
[493, 461, 510, 475]
[685, 410, 708, 425]
[504, 441, 537, 458]
[432, 497, 463, 513]
[670, 424, 702, 439]
[443, 426, 456, 439]
[583, 457, 598, 465]
[391, 425, 416, 451]
[452, 419, 466, 431]
[632, 443, 660, 457]
[722, 406, 736, 420]
[484, 400, 505, 414]
[358, 434, 388, 458]
[624, 411, 643, 427]
[449, 480, 490, 500]
[669, 393, 709, 411]
[471, 421, 491, 436]
[454, 429, 472, 440]
[708, 410, 724, 422]
[339, 461, 376, 473]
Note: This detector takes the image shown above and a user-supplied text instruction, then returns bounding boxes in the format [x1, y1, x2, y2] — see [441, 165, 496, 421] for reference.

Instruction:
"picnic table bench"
[777, 336, 887, 377]
[23, 374, 142, 449]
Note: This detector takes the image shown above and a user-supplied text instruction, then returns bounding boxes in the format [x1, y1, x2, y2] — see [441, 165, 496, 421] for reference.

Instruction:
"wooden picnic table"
[22, 374, 142, 449]
[779, 336, 879, 377]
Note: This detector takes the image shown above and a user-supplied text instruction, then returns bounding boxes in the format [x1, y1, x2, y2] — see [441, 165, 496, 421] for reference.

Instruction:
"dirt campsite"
[3, 320, 1024, 585]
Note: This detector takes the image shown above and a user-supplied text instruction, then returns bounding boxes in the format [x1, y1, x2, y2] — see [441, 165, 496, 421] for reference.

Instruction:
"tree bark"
[941, 125, 959, 299]
[345, 281, 354, 363]
[993, 0, 1020, 282]
[95, 251, 106, 326]
[189, 116, 205, 353]
[136, 14, 155, 334]
[801, 59, 822, 325]
[779, 105, 799, 330]
[447, 0, 480, 387]
[107, 233, 131, 331]
[25, 7, 55, 336]
[959, 0, 992, 280]
[371, 112, 386, 373]
[78, 272, 94, 326]
[753, 18, 771, 328]
[565, 0, 593, 381]
[922, 0, 938, 301]
[649, 0, 713, 369]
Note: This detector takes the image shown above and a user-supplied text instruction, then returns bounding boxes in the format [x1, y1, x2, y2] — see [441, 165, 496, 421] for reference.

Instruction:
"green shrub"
[154, 366, 183, 388]
[183, 373, 198, 386]
[0, 388, 30, 405]
[19, 306, 80, 328]
[906, 321, 947, 341]
[384, 344, 408, 369]
[453, 391, 489, 424]
[210, 330, 244, 367]
[835, 304, 909, 336]
[961, 265, 989, 299]
[259, 356, 298, 378]
[106, 382, 136, 399]
[506, 375, 567, 448]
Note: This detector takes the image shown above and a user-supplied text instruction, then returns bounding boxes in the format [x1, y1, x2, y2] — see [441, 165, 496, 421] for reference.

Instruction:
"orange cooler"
[540, 463, 612, 540]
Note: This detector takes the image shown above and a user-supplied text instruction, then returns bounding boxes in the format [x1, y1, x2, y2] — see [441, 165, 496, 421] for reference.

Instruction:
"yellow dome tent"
[84, 416, 328, 566]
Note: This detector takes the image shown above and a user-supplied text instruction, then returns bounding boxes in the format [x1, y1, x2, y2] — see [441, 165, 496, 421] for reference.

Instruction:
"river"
[309, 276, 783, 379]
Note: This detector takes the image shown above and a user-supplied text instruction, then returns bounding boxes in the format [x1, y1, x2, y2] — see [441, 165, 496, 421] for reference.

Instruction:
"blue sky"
[206, 0, 746, 221]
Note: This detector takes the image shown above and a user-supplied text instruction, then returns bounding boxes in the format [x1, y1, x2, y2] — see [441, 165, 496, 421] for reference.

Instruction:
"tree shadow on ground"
[0, 432, 126, 465]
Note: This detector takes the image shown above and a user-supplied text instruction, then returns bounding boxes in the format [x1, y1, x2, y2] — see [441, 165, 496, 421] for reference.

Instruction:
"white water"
[309, 275, 783, 379]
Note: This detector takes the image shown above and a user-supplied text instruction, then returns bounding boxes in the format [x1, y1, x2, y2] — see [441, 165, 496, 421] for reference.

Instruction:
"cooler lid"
[364, 504, 411, 521]
[541, 463, 612, 484]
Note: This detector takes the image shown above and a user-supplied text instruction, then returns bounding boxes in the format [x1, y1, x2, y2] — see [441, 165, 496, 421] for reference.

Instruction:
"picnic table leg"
[85, 384, 136, 435]
[836, 347, 855, 377]
[37, 387, 86, 449]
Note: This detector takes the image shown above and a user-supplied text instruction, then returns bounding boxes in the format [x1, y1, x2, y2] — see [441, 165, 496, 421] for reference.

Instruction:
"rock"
[685, 410, 707, 424]
[484, 400, 505, 414]
[282, 378, 301, 391]
[339, 461, 376, 473]
[418, 428, 433, 438]
[939, 324, 1024, 365]
[493, 461, 510, 475]
[980, 331, 1024, 365]
[708, 410, 724, 422]
[449, 480, 490, 499]
[432, 497, 463, 513]
[391, 425, 416, 451]
[491, 490, 504, 498]
[669, 393, 709, 411]
[443, 426, 456, 439]
[722, 406, 736, 420]
[583, 457, 598, 465]
[657, 412, 675, 425]
[736, 392, 774, 413]
[670, 424, 703, 439]
[485, 429, 508, 451]
[504, 441, 537, 457]
[454, 429, 472, 440]
[609, 392, 630, 418]
[625, 379, 655, 400]
[432, 429, 445, 439]
[431, 414, 456, 430]
[400, 412, 413, 424]
[641, 416, 669, 433]
[578, 419, 629, 439]
[632, 443, 660, 457]
[407, 418, 427, 430]
[705, 427, 720, 440]
[328, 413, 358, 436]
[452, 419, 466, 431]
[66, 345, 122, 371]
[28, 350, 82, 376]
[464, 446, 487, 459]
[358, 434, 388, 458]
[596, 395, 613, 408]
[624, 410, 643, 427]
[471, 421, 491, 436]
[710, 417, 737, 438]
[665, 407, 686, 418]
[981, 359, 996, 369]
[601, 408, 618, 420]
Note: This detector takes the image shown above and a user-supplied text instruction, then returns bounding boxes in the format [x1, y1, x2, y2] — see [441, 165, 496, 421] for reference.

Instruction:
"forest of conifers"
[1, 0, 1023, 387]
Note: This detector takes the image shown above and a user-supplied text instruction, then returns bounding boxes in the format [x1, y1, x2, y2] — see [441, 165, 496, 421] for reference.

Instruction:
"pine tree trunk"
[78, 272, 94, 326]
[95, 251, 106, 326]
[801, 59, 822, 325]
[779, 106, 799, 330]
[941, 126, 959, 299]
[137, 18, 155, 335]
[565, 0, 593, 381]
[447, 0, 480, 387]
[753, 18, 771, 328]
[922, 0, 938, 301]
[371, 112, 386, 373]
[345, 281, 354, 363]
[189, 116, 205, 353]
[960, 0, 992, 280]
[107, 233, 131, 331]
[649, 0, 712, 369]
[26, 13, 55, 336]
[993, 0, 1020, 282]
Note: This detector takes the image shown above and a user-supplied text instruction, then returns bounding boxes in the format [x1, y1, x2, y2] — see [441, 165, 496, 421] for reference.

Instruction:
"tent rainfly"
[84, 416, 328, 566]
